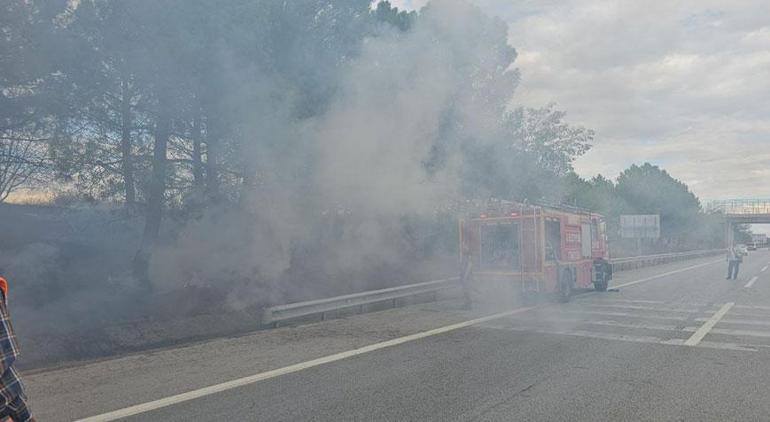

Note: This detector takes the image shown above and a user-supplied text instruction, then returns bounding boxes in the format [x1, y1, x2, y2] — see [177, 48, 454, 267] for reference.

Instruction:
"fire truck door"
[581, 223, 592, 258]
[520, 217, 539, 273]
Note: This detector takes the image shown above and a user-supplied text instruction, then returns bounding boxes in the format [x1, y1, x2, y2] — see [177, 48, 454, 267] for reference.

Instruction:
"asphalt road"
[27, 250, 770, 421]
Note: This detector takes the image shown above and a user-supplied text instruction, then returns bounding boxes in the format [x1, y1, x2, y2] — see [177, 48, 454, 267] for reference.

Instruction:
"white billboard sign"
[620, 214, 660, 239]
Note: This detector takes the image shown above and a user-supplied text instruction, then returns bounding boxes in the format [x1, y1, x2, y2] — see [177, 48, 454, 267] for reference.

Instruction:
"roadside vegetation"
[0, 0, 731, 366]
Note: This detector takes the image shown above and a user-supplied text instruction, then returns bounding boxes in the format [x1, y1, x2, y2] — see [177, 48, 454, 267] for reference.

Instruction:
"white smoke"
[148, 0, 519, 306]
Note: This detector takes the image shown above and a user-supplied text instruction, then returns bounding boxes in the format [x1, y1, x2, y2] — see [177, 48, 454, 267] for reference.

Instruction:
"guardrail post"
[262, 308, 273, 326]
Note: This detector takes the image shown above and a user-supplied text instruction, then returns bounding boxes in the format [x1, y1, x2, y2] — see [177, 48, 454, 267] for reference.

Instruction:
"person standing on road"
[726, 245, 741, 280]
[0, 275, 34, 422]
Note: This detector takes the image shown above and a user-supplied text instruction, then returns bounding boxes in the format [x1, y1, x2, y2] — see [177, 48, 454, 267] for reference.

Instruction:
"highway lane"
[122, 250, 770, 421]
[27, 251, 770, 421]
[129, 324, 770, 422]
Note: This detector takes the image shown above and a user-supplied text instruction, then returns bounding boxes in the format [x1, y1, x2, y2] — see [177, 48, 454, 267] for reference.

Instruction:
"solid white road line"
[554, 309, 691, 321]
[762, 266, 768, 272]
[492, 321, 756, 352]
[585, 300, 715, 308]
[604, 299, 666, 304]
[736, 304, 770, 311]
[580, 303, 709, 314]
[75, 305, 538, 421]
[705, 328, 770, 339]
[684, 302, 735, 346]
[744, 276, 759, 288]
[76, 259, 719, 421]
[721, 311, 770, 320]
[612, 259, 721, 289]
[693, 341, 757, 352]
[492, 326, 667, 345]
[582, 320, 683, 331]
[491, 317, 683, 332]
[696, 318, 770, 327]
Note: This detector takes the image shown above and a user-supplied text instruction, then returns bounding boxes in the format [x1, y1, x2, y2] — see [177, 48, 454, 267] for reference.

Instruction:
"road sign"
[620, 214, 660, 239]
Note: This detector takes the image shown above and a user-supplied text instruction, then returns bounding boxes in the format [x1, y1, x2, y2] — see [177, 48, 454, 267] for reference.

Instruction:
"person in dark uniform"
[726, 245, 741, 280]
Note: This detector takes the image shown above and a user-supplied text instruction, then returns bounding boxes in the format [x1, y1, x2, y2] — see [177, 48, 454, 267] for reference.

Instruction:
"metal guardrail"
[262, 278, 460, 326]
[263, 249, 726, 325]
[609, 249, 725, 271]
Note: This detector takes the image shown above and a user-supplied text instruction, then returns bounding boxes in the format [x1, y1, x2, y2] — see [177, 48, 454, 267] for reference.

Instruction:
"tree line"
[1, 0, 723, 290]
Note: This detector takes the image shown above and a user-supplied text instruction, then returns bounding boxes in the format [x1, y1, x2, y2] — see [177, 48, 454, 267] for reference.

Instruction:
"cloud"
[392, 0, 770, 200]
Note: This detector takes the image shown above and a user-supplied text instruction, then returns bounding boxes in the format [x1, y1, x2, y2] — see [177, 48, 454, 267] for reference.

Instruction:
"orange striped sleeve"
[0, 277, 7, 300]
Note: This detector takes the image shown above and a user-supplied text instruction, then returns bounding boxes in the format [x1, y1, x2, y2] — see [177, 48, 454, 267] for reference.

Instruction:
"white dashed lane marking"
[684, 302, 735, 346]
[484, 300, 755, 352]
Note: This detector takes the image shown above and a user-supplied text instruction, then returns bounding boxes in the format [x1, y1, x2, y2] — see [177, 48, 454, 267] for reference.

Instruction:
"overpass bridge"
[707, 199, 770, 245]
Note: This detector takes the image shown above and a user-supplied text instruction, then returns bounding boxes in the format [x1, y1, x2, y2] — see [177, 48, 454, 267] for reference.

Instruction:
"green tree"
[615, 163, 701, 238]
[505, 104, 593, 176]
[0, 0, 68, 201]
[52, 0, 156, 206]
[374, 1, 416, 31]
[733, 224, 753, 244]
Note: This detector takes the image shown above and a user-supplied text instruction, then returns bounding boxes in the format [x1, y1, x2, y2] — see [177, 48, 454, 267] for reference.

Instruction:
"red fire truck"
[459, 201, 612, 302]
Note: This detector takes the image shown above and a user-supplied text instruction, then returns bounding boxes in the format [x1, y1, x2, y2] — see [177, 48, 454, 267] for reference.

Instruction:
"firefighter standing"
[726, 245, 742, 280]
[0, 275, 34, 422]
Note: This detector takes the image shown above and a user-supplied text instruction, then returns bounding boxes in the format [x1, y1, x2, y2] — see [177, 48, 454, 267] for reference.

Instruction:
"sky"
[392, 0, 770, 202]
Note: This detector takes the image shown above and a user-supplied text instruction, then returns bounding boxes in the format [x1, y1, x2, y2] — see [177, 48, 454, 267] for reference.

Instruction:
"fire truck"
[459, 201, 612, 302]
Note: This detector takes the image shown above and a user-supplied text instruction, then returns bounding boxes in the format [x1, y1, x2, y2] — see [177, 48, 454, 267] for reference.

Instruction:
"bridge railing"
[707, 199, 770, 215]
[262, 249, 725, 326]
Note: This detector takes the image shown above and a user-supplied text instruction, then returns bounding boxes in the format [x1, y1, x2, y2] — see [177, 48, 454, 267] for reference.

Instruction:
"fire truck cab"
[459, 201, 612, 302]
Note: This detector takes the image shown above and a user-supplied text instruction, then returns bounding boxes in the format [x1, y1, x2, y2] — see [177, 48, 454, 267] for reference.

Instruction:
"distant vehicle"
[459, 201, 612, 302]
[747, 244, 757, 251]
[751, 234, 767, 249]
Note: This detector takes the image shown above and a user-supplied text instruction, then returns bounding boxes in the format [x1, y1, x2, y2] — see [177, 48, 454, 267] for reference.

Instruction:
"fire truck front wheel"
[594, 272, 609, 292]
[593, 259, 611, 292]
[558, 269, 575, 303]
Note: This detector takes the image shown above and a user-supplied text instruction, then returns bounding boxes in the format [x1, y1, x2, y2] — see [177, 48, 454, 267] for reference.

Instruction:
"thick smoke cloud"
[148, 0, 519, 306]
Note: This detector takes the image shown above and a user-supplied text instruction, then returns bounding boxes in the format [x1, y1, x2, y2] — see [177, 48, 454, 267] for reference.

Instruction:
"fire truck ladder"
[520, 205, 541, 294]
